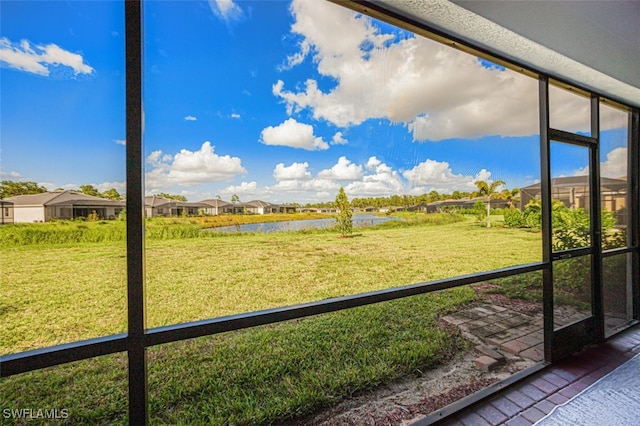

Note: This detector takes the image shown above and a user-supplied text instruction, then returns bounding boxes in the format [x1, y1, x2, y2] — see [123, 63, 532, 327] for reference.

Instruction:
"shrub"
[552, 206, 590, 250]
[473, 200, 486, 222]
[503, 208, 525, 228]
[334, 187, 353, 237]
[523, 200, 542, 229]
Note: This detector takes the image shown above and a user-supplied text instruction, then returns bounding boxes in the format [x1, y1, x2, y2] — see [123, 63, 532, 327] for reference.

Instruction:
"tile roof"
[5, 191, 124, 207]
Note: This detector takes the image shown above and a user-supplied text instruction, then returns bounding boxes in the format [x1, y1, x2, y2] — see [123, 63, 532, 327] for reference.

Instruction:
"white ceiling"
[372, 0, 640, 108]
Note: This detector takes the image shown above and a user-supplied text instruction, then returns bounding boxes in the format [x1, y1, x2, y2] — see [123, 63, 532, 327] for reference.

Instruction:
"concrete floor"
[421, 323, 640, 425]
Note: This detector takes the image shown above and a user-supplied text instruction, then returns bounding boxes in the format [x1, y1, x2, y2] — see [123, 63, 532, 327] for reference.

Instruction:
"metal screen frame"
[1, 1, 639, 424]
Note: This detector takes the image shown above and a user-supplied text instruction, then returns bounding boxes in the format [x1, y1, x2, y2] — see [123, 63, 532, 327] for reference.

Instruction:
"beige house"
[144, 195, 208, 217]
[198, 199, 234, 215]
[520, 176, 627, 223]
[4, 191, 125, 222]
[207, 199, 297, 215]
[419, 197, 511, 213]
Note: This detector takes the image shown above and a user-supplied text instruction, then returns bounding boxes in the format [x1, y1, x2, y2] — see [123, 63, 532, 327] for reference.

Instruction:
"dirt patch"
[280, 349, 522, 426]
[280, 286, 541, 426]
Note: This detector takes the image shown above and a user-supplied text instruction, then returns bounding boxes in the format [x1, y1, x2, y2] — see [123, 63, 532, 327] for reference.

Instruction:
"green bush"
[552, 206, 591, 250]
[473, 200, 486, 222]
[503, 208, 525, 228]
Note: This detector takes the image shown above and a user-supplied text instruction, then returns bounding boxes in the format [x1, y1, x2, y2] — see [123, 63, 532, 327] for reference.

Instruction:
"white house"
[4, 191, 125, 222]
[198, 199, 234, 215]
[144, 195, 209, 217]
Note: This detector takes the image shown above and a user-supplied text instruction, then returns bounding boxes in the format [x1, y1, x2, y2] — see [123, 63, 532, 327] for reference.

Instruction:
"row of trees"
[0, 181, 48, 199]
[306, 182, 519, 213]
[0, 180, 186, 202]
[311, 181, 519, 229]
[0, 181, 125, 200]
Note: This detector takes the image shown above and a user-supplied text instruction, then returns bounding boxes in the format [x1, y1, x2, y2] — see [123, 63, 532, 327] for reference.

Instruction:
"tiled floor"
[430, 324, 640, 425]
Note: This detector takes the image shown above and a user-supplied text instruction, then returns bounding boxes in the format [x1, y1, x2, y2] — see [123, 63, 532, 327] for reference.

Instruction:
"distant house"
[145, 197, 296, 217]
[422, 197, 511, 213]
[198, 199, 233, 215]
[299, 207, 321, 213]
[230, 200, 297, 215]
[233, 200, 270, 215]
[144, 196, 208, 217]
[520, 176, 627, 210]
[4, 191, 125, 222]
[520, 175, 627, 224]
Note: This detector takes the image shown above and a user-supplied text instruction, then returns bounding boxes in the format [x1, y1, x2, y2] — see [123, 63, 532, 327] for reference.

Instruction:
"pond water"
[208, 213, 400, 234]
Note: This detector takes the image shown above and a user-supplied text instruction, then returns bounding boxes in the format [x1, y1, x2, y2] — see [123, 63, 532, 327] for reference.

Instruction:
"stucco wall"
[13, 206, 46, 223]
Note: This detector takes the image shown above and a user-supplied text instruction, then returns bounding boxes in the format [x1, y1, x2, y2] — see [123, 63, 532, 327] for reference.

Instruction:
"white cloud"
[0, 37, 93, 76]
[317, 156, 363, 181]
[601, 102, 629, 130]
[231, 113, 241, 119]
[184, 115, 197, 121]
[300, 178, 340, 193]
[208, 0, 244, 23]
[275, 0, 546, 141]
[260, 118, 329, 150]
[273, 162, 312, 181]
[601, 147, 628, 178]
[331, 132, 348, 145]
[95, 181, 126, 193]
[344, 156, 404, 197]
[403, 159, 492, 193]
[575, 147, 627, 178]
[270, 180, 302, 192]
[41, 182, 78, 191]
[280, 39, 311, 71]
[220, 181, 264, 198]
[0, 170, 23, 180]
[264, 156, 404, 200]
[474, 169, 493, 184]
[145, 141, 246, 188]
[114, 139, 126, 146]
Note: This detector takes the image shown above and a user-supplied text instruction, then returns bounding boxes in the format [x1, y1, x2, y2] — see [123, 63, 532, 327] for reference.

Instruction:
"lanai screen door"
[541, 80, 606, 361]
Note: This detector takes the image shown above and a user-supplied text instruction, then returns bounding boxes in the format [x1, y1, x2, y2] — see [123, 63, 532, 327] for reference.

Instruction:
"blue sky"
[0, 0, 629, 203]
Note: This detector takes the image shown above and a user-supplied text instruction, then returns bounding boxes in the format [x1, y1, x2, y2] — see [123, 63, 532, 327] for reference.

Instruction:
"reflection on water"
[208, 214, 400, 234]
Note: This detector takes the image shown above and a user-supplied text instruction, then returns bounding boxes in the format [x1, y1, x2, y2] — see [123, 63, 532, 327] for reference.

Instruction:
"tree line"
[0, 181, 125, 200]
[305, 184, 520, 211]
[0, 180, 187, 201]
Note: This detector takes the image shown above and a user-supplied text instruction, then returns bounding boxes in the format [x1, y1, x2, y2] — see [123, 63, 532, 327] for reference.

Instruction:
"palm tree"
[500, 187, 521, 209]
[472, 179, 506, 228]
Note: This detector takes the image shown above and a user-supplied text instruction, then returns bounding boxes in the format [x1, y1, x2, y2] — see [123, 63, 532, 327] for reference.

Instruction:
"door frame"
[540, 78, 604, 361]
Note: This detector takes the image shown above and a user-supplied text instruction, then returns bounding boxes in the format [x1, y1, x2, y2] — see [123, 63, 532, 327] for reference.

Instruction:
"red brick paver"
[421, 324, 640, 426]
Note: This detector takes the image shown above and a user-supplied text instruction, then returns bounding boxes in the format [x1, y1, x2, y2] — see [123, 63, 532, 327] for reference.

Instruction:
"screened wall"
[1, 1, 638, 424]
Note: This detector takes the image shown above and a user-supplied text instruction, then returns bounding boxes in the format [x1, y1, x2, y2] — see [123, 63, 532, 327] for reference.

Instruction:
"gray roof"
[235, 200, 275, 208]
[199, 199, 233, 208]
[145, 196, 209, 208]
[145, 196, 176, 208]
[427, 197, 482, 207]
[6, 191, 124, 207]
[521, 176, 627, 192]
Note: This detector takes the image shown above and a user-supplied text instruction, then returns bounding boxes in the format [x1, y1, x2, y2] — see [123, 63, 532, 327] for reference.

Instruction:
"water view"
[209, 213, 399, 233]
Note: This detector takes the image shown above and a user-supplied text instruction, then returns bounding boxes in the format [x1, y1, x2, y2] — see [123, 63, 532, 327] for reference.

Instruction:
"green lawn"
[0, 214, 542, 424]
[1, 216, 541, 353]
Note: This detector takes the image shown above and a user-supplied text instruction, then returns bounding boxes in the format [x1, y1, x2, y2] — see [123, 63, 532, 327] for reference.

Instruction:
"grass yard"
[0, 289, 472, 425]
[1, 216, 541, 353]
[0, 214, 542, 424]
